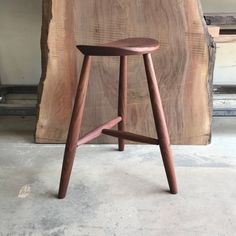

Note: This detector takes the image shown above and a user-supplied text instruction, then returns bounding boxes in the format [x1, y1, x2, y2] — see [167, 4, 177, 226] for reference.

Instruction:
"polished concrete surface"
[0, 116, 236, 236]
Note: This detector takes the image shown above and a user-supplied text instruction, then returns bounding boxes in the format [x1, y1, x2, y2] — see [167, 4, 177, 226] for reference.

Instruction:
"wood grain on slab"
[36, 0, 215, 144]
[36, 0, 77, 143]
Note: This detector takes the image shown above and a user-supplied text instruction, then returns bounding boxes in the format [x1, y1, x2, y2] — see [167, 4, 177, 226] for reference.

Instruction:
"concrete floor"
[0, 116, 236, 236]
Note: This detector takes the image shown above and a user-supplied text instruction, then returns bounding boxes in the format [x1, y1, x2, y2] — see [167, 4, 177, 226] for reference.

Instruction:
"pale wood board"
[208, 26, 220, 38]
[215, 35, 236, 43]
[36, 0, 215, 144]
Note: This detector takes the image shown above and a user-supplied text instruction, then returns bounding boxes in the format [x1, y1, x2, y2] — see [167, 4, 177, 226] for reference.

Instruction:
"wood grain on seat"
[77, 38, 160, 56]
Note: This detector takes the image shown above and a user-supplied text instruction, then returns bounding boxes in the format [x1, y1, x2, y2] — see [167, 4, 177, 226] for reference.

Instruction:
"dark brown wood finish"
[58, 38, 178, 198]
[77, 38, 160, 56]
[58, 56, 92, 199]
[118, 56, 128, 151]
[143, 53, 177, 194]
[77, 117, 122, 146]
[102, 129, 159, 145]
[220, 29, 236, 35]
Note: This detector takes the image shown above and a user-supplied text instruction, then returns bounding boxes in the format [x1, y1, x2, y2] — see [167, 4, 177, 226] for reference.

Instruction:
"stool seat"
[77, 37, 160, 56]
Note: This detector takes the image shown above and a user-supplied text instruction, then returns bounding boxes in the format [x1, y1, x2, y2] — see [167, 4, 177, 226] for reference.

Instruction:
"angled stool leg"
[118, 56, 128, 151]
[143, 53, 178, 194]
[58, 55, 92, 199]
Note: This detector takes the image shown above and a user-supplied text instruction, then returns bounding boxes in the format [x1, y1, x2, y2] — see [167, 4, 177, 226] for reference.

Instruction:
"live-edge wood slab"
[36, 0, 77, 143]
[36, 0, 216, 144]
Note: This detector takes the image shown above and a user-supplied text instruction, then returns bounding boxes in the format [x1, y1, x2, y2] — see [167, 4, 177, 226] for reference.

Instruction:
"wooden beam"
[77, 117, 122, 146]
[214, 85, 236, 94]
[102, 129, 159, 145]
[0, 85, 37, 94]
[208, 26, 220, 38]
[214, 35, 236, 43]
[220, 29, 236, 35]
[204, 13, 236, 26]
[0, 104, 36, 116]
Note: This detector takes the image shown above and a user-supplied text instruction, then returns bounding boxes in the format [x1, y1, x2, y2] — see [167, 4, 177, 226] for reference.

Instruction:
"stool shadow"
[107, 168, 169, 196]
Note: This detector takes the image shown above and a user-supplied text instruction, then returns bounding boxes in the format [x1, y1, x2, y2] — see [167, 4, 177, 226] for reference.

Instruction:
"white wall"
[214, 42, 236, 85]
[201, 0, 236, 13]
[0, 0, 41, 85]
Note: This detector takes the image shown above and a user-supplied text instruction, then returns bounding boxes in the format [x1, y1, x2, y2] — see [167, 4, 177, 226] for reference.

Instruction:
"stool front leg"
[143, 53, 178, 194]
[58, 56, 92, 199]
[118, 56, 128, 151]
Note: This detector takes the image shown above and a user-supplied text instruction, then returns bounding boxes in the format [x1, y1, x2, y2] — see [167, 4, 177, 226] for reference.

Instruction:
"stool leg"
[58, 55, 92, 199]
[143, 53, 178, 194]
[118, 56, 128, 151]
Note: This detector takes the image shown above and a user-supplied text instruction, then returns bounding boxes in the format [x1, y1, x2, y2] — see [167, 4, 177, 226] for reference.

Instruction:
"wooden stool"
[58, 38, 178, 199]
